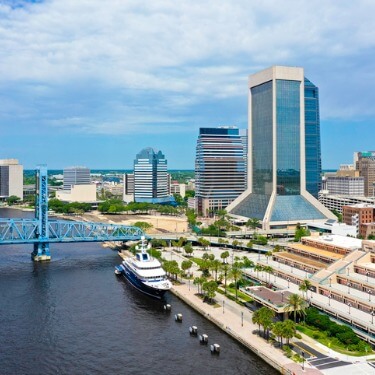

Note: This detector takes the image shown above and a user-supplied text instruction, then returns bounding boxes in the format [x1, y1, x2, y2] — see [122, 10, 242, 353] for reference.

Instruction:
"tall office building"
[195, 127, 246, 216]
[227, 66, 335, 229]
[133, 148, 171, 204]
[63, 166, 91, 190]
[355, 152, 375, 197]
[240, 129, 248, 189]
[0, 159, 23, 200]
[304, 78, 322, 198]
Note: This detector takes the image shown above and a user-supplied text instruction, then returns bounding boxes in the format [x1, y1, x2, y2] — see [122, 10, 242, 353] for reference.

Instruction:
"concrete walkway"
[163, 247, 375, 374]
[171, 282, 322, 375]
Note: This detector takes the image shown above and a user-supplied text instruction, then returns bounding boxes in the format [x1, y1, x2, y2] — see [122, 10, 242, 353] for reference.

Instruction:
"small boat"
[115, 236, 172, 299]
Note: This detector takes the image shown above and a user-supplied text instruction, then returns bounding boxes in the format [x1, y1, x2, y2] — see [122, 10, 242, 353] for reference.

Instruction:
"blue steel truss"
[0, 165, 145, 260]
[0, 219, 144, 244]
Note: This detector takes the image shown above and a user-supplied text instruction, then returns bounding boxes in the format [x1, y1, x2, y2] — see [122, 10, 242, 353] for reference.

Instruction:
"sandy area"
[78, 211, 189, 234]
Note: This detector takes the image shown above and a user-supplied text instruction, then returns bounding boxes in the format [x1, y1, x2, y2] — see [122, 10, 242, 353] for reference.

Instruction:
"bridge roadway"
[0, 218, 144, 245]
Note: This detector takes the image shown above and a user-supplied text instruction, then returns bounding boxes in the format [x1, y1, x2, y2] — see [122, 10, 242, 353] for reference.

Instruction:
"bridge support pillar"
[31, 164, 51, 262]
[32, 242, 51, 262]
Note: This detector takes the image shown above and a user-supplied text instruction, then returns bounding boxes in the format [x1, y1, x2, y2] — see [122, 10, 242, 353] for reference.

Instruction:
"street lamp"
[291, 265, 293, 274]
[287, 277, 290, 288]
[366, 271, 369, 283]
[241, 311, 244, 327]
[223, 300, 225, 314]
[368, 289, 372, 302]
[348, 302, 351, 315]
[301, 351, 305, 371]
[329, 277, 332, 287]
[347, 282, 351, 294]
[347, 267, 349, 276]
[328, 294, 331, 306]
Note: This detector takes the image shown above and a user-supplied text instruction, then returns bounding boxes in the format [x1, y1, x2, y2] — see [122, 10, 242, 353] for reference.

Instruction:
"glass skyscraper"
[195, 127, 246, 216]
[134, 147, 171, 204]
[228, 66, 335, 229]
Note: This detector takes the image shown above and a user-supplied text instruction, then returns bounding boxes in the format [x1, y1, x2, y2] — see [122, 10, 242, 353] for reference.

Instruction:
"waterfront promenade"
[165, 247, 375, 375]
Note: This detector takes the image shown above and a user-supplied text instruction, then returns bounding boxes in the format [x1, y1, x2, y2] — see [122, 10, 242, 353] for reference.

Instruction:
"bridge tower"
[31, 165, 51, 261]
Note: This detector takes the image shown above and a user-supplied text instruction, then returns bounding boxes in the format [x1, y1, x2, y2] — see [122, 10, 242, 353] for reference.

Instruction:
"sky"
[1, 0, 375, 170]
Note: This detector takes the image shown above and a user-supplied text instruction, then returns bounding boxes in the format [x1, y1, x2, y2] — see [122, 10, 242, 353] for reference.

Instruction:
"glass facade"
[276, 79, 301, 195]
[252, 81, 273, 195]
[304, 78, 321, 198]
[195, 127, 245, 216]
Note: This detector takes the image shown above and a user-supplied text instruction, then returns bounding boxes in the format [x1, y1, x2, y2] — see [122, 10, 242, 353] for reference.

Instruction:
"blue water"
[0, 208, 278, 375]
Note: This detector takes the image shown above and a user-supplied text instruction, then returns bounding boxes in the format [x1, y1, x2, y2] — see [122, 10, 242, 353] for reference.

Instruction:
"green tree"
[198, 237, 210, 250]
[281, 319, 296, 345]
[184, 242, 194, 257]
[221, 262, 230, 294]
[202, 280, 218, 302]
[286, 293, 307, 323]
[133, 222, 153, 232]
[246, 217, 259, 232]
[265, 251, 273, 264]
[263, 265, 273, 284]
[272, 321, 285, 347]
[252, 309, 262, 336]
[193, 276, 206, 294]
[181, 260, 193, 277]
[229, 265, 243, 301]
[220, 250, 230, 262]
[299, 279, 312, 299]
[294, 224, 310, 242]
[7, 195, 21, 205]
[210, 259, 221, 282]
[254, 264, 263, 279]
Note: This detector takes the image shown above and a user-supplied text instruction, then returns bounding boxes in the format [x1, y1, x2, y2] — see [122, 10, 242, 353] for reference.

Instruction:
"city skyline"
[1, 1, 375, 169]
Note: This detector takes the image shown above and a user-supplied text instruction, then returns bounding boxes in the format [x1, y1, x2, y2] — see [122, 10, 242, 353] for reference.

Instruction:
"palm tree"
[281, 319, 296, 346]
[272, 321, 285, 347]
[263, 265, 273, 284]
[265, 251, 273, 264]
[252, 309, 262, 336]
[299, 279, 312, 299]
[254, 264, 263, 279]
[221, 262, 230, 295]
[255, 307, 275, 340]
[229, 266, 242, 301]
[286, 293, 307, 323]
[210, 259, 221, 282]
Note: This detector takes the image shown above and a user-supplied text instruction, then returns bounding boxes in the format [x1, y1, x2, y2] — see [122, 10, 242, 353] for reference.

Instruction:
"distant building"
[63, 166, 91, 190]
[228, 66, 334, 229]
[58, 166, 95, 202]
[240, 129, 248, 189]
[56, 184, 97, 203]
[322, 175, 364, 196]
[319, 192, 375, 213]
[195, 126, 246, 216]
[355, 151, 375, 197]
[0, 159, 23, 200]
[170, 181, 186, 198]
[133, 148, 172, 204]
[342, 203, 375, 238]
[123, 173, 134, 202]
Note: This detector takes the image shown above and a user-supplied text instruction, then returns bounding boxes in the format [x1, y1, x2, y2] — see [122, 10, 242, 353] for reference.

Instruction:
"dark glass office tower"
[228, 66, 334, 229]
[304, 78, 321, 198]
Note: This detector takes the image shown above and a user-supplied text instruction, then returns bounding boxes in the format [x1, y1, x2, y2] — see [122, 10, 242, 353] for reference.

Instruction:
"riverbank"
[169, 282, 322, 375]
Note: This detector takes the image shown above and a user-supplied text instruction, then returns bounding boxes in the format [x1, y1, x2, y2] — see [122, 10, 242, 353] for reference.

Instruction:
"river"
[0, 208, 278, 375]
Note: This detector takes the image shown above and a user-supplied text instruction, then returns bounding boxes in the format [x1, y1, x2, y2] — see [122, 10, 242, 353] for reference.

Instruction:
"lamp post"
[188, 278, 190, 291]
[347, 282, 351, 294]
[223, 300, 225, 314]
[287, 277, 290, 289]
[347, 267, 349, 276]
[241, 311, 244, 327]
[301, 351, 305, 371]
[348, 302, 351, 315]
[328, 294, 331, 306]
[372, 310, 374, 325]
[291, 265, 293, 274]
[329, 277, 332, 287]
[366, 271, 369, 283]
[368, 289, 372, 302]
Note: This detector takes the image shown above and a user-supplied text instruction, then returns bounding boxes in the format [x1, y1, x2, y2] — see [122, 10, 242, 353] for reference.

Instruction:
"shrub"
[294, 333, 302, 339]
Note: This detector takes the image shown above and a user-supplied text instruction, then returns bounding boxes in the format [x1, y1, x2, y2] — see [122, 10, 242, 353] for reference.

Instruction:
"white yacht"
[115, 237, 171, 299]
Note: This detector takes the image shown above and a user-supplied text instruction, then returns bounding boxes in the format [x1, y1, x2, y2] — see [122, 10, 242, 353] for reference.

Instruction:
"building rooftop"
[304, 235, 362, 250]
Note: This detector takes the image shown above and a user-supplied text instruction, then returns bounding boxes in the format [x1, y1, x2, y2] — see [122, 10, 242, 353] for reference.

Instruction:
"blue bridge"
[0, 165, 144, 261]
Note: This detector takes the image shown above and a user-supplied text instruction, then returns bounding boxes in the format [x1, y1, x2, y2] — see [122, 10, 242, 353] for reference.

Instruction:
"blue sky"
[1, 0, 375, 169]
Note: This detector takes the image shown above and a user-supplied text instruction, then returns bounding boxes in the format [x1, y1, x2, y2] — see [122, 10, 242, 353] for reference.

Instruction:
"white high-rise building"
[134, 148, 172, 204]
[0, 159, 23, 200]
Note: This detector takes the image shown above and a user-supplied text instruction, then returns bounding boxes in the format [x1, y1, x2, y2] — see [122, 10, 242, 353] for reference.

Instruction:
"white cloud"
[0, 0, 375, 135]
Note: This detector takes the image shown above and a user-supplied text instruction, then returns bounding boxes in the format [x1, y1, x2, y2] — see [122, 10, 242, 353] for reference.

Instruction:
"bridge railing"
[0, 218, 144, 244]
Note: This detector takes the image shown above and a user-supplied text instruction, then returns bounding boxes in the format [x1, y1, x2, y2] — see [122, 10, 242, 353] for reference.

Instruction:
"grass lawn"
[296, 324, 373, 357]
